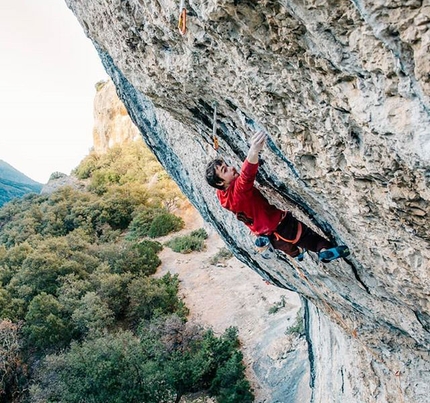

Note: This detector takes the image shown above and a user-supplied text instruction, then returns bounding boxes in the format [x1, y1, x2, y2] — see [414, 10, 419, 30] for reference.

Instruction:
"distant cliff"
[92, 80, 141, 154]
[0, 160, 42, 207]
[66, 1, 430, 402]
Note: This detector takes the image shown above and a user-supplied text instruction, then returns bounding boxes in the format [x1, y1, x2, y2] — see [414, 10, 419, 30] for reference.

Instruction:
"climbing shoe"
[318, 245, 350, 263]
[295, 249, 306, 262]
[255, 236, 275, 260]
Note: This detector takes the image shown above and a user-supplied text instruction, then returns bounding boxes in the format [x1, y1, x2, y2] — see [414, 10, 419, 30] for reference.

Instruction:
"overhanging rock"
[66, 1, 430, 401]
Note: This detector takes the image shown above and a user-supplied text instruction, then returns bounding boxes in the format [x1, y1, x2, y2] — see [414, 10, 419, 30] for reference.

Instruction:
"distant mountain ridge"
[0, 160, 42, 207]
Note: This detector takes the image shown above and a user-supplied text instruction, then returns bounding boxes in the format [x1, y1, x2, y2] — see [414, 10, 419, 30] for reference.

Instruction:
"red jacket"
[216, 159, 284, 235]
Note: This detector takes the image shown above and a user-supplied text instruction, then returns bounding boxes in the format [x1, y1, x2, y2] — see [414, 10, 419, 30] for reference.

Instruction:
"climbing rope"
[178, 0, 187, 35]
[212, 101, 219, 150]
[284, 254, 405, 402]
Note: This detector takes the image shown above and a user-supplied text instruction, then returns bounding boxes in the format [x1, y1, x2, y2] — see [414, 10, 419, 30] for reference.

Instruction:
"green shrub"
[23, 293, 73, 350]
[96, 242, 161, 276]
[49, 172, 67, 181]
[138, 239, 163, 253]
[165, 235, 205, 254]
[268, 296, 286, 315]
[286, 308, 305, 336]
[126, 208, 164, 240]
[210, 247, 233, 266]
[127, 273, 187, 324]
[30, 331, 170, 403]
[148, 213, 184, 238]
[190, 228, 208, 240]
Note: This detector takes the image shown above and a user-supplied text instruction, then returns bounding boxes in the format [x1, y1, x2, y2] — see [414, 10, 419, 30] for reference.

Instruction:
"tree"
[30, 331, 171, 403]
[138, 318, 254, 403]
[127, 273, 187, 325]
[23, 293, 72, 350]
[71, 292, 114, 335]
[96, 241, 161, 276]
[0, 320, 27, 401]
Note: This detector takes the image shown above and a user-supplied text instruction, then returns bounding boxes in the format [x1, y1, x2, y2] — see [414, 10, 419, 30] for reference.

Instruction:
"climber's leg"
[270, 212, 301, 257]
[270, 236, 300, 257]
[294, 222, 333, 253]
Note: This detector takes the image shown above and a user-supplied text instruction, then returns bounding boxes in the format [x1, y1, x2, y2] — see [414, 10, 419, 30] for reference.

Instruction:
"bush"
[165, 235, 205, 254]
[30, 331, 170, 403]
[210, 247, 233, 266]
[71, 292, 115, 335]
[0, 320, 27, 402]
[286, 308, 305, 336]
[127, 273, 187, 324]
[23, 293, 73, 350]
[268, 296, 286, 315]
[126, 208, 164, 240]
[190, 228, 208, 240]
[95, 242, 161, 276]
[49, 172, 67, 181]
[148, 213, 184, 238]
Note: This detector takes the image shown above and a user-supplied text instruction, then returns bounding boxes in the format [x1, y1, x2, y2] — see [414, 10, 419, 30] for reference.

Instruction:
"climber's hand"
[247, 131, 267, 164]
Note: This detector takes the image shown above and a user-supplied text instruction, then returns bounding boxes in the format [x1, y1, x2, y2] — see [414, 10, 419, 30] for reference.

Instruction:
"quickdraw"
[212, 101, 219, 150]
[178, 0, 187, 35]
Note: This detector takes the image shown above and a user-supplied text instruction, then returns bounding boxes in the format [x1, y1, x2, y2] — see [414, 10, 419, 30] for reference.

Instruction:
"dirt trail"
[155, 206, 310, 402]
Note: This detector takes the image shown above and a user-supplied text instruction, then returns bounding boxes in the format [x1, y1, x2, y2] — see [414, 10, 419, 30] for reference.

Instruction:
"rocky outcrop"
[40, 172, 85, 194]
[92, 80, 141, 154]
[65, 1, 429, 402]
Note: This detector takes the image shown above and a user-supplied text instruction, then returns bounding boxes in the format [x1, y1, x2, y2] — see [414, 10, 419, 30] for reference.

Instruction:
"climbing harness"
[178, 0, 187, 35]
[273, 222, 303, 245]
[212, 101, 219, 150]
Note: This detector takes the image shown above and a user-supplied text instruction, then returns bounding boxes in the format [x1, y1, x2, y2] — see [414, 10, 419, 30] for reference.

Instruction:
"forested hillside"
[0, 141, 253, 403]
[0, 160, 42, 208]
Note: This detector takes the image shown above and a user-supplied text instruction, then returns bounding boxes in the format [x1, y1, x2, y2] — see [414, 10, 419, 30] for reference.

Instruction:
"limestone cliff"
[92, 80, 141, 153]
[65, 1, 429, 402]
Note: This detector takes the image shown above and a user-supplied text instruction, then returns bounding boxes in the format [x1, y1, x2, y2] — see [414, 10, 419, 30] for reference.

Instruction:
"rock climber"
[205, 131, 350, 262]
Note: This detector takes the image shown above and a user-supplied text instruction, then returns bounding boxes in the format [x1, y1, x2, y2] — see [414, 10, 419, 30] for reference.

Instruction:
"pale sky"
[0, 0, 107, 183]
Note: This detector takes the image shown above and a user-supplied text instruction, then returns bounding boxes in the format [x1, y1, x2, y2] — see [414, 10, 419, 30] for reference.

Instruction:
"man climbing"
[205, 131, 350, 262]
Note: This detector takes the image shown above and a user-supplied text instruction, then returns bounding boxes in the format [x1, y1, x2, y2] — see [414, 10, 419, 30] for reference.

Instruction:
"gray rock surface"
[41, 172, 84, 194]
[65, 1, 430, 402]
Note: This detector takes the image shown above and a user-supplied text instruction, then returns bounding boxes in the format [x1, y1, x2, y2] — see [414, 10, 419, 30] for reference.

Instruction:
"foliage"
[126, 208, 184, 240]
[71, 291, 115, 335]
[165, 228, 208, 254]
[190, 228, 208, 240]
[286, 308, 305, 336]
[31, 321, 253, 403]
[125, 207, 163, 240]
[268, 295, 287, 315]
[210, 247, 233, 266]
[127, 273, 188, 325]
[49, 172, 67, 181]
[210, 351, 254, 403]
[0, 320, 27, 401]
[95, 241, 161, 276]
[148, 212, 184, 238]
[30, 331, 170, 403]
[0, 139, 253, 402]
[23, 293, 73, 350]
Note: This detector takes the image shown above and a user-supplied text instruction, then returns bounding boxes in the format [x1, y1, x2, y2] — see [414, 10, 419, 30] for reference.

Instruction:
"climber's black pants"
[269, 212, 333, 257]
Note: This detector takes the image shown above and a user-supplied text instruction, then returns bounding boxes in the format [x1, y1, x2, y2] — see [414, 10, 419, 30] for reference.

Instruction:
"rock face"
[40, 172, 85, 195]
[65, 1, 429, 402]
[92, 80, 141, 153]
